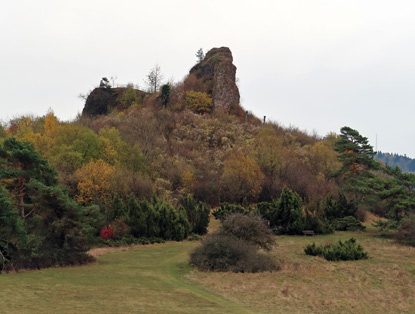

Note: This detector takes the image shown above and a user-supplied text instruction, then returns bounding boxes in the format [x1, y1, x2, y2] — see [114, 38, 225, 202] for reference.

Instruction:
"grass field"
[1, 229, 415, 313]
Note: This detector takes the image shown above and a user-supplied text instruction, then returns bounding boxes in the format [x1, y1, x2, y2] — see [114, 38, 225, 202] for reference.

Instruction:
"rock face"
[189, 47, 241, 113]
[83, 87, 146, 116]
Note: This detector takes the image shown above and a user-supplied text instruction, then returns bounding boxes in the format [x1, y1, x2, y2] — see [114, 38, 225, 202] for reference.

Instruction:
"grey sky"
[1, 0, 414, 157]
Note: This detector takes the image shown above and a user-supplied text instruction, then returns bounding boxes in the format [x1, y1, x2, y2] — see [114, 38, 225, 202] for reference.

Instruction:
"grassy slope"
[188, 231, 415, 313]
[1, 230, 415, 313]
[0, 242, 250, 314]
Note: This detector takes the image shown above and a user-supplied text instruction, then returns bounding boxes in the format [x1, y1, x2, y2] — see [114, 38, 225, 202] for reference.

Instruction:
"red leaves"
[100, 225, 114, 239]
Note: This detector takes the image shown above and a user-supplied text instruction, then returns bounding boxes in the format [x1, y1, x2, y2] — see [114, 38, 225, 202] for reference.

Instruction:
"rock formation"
[188, 47, 241, 113]
[82, 87, 147, 116]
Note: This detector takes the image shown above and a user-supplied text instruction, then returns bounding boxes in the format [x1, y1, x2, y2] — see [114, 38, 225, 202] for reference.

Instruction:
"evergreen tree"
[127, 195, 148, 237]
[270, 187, 304, 234]
[180, 195, 210, 235]
[0, 138, 102, 271]
[333, 127, 380, 203]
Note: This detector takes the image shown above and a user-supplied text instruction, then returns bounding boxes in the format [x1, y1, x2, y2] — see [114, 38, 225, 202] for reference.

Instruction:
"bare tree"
[145, 65, 164, 93]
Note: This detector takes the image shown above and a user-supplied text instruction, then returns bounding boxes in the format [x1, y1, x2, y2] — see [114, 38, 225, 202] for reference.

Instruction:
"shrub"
[303, 242, 325, 256]
[126, 196, 190, 241]
[190, 234, 278, 273]
[323, 193, 358, 221]
[100, 225, 114, 239]
[394, 214, 415, 246]
[212, 203, 253, 221]
[331, 216, 366, 231]
[304, 238, 368, 261]
[220, 213, 275, 250]
[372, 219, 399, 231]
[303, 215, 333, 235]
[111, 218, 131, 239]
[180, 195, 210, 235]
[185, 91, 212, 114]
[267, 188, 305, 235]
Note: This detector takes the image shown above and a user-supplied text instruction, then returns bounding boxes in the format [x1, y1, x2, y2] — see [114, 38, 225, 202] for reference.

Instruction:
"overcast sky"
[1, 0, 414, 157]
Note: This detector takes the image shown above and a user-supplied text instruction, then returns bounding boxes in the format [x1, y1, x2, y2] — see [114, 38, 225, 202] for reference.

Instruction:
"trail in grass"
[0, 241, 252, 314]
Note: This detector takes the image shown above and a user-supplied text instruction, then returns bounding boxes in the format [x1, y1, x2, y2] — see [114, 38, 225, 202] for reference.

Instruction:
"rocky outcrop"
[82, 87, 147, 116]
[189, 47, 241, 113]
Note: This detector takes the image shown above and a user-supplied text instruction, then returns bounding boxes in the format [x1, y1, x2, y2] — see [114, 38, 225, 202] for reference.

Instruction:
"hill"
[376, 151, 415, 173]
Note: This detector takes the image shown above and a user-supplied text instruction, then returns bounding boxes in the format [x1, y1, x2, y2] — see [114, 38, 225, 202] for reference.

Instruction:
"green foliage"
[372, 219, 399, 231]
[212, 202, 253, 221]
[180, 195, 210, 235]
[323, 193, 358, 221]
[331, 216, 366, 231]
[0, 138, 102, 272]
[120, 86, 142, 109]
[303, 242, 325, 256]
[394, 214, 415, 246]
[195, 48, 205, 63]
[0, 186, 26, 271]
[263, 188, 305, 235]
[303, 215, 333, 235]
[160, 84, 171, 107]
[126, 196, 190, 241]
[334, 126, 379, 177]
[304, 238, 368, 261]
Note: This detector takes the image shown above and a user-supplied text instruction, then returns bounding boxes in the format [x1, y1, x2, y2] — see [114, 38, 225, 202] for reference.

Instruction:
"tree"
[99, 77, 111, 89]
[334, 126, 379, 176]
[0, 138, 102, 272]
[75, 159, 115, 208]
[0, 138, 57, 218]
[196, 48, 205, 63]
[180, 195, 210, 235]
[160, 84, 171, 107]
[333, 127, 380, 204]
[220, 152, 264, 203]
[145, 65, 164, 93]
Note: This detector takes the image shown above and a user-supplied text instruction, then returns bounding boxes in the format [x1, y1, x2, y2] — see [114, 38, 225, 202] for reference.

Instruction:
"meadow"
[1, 228, 414, 313]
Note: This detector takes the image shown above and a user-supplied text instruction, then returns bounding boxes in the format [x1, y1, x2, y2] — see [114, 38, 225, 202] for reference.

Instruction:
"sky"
[1, 0, 415, 157]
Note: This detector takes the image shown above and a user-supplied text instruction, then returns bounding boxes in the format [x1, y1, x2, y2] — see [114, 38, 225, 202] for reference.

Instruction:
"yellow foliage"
[44, 112, 59, 138]
[185, 91, 212, 114]
[182, 169, 195, 191]
[221, 152, 264, 202]
[309, 141, 340, 175]
[75, 159, 115, 205]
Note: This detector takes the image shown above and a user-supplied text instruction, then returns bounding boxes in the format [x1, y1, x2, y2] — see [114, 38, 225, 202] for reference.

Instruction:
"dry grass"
[1, 223, 414, 313]
[186, 231, 415, 313]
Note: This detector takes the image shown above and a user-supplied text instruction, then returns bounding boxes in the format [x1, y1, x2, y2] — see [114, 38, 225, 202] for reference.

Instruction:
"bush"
[331, 216, 366, 231]
[212, 203, 253, 221]
[126, 196, 190, 241]
[303, 215, 333, 235]
[190, 234, 278, 273]
[304, 238, 368, 261]
[185, 91, 213, 114]
[220, 213, 275, 250]
[190, 213, 278, 273]
[303, 242, 325, 256]
[262, 188, 305, 235]
[394, 214, 415, 246]
[180, 195, 210, 235]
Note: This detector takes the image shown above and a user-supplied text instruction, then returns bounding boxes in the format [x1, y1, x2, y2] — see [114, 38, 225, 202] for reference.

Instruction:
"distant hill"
[376, 152, 415, 173]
